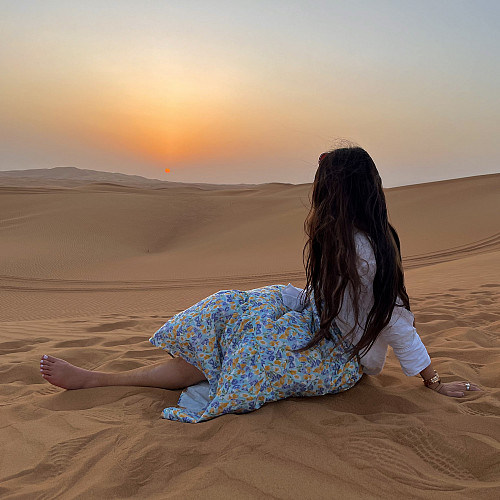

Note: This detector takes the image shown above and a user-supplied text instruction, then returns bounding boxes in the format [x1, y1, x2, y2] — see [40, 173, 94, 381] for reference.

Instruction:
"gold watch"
[423, 370, 441, 387]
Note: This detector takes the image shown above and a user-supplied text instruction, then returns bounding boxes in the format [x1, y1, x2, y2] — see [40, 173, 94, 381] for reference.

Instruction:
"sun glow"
[68, 65, 279, 170]
[74, 74, 295, 175]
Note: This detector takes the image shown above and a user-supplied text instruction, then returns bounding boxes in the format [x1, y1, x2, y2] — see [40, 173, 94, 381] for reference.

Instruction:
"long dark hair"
[294, 146, 410, 360]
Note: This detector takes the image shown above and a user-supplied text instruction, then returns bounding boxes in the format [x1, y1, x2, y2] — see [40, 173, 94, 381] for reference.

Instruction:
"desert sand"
[0, 171, 499, 498]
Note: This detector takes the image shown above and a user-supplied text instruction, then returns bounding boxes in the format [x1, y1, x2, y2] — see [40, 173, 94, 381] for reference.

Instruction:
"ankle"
[82, 370, 107, 388]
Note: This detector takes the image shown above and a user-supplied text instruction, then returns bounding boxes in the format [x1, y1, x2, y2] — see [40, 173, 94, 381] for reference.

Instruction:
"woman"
[39, 146, 480, 423]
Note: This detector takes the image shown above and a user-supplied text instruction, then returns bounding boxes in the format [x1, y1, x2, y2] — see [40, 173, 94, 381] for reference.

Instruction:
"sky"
[1, 0, 499, 186]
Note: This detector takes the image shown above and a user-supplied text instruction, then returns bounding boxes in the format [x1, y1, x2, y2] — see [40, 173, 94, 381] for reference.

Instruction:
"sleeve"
[381, 304, 431, 376]
[281, 283, 308, 312]
[354, 232, 431, 377]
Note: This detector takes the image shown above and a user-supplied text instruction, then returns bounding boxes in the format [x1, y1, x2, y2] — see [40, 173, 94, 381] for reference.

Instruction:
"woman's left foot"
[40, 355, 100, 389]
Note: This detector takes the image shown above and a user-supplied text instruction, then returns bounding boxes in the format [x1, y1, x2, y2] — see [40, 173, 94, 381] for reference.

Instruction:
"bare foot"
[40, 355, 100, 390]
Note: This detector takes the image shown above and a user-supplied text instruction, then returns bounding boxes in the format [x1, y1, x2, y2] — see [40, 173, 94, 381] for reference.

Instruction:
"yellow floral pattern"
[149, 285, 362, 423]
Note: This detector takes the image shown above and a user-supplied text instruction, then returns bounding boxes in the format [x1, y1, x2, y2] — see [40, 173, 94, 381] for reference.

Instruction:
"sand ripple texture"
[0, 284, 499, 499]
[0, 174, 499, 498]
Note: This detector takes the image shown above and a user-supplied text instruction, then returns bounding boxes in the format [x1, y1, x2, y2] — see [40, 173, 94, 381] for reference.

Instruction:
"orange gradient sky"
[1, 1, 499, 185]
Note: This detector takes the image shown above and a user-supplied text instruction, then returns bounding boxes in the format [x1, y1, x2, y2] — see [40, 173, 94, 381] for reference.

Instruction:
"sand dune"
[0, 173, 499, 498]
[0, 166, 259, 190]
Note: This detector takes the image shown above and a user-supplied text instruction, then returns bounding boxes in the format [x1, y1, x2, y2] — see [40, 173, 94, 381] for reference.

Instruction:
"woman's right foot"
[40, 355, 100, 390]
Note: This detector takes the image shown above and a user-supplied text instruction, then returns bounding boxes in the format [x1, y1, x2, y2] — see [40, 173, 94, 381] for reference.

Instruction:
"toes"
[42, 355, 57, 363]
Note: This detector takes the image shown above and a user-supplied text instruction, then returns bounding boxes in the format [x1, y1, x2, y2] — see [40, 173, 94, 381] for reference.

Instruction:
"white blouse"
[281, 231, 431, 377]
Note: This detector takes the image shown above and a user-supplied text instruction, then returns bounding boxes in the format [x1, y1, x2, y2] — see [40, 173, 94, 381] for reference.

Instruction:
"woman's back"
[284, 229, 431, 377]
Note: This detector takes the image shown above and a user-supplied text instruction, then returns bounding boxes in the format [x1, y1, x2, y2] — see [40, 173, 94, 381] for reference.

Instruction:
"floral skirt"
[149, 284, 362, 423]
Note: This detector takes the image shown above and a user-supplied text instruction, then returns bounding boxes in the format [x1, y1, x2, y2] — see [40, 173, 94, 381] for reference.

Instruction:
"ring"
[465, 382, 471, 391]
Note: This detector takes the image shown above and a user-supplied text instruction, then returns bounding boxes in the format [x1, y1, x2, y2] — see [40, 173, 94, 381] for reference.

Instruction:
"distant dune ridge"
[0, 165, 496, 190]
[0, 166, 262, 189]
[0, 170, 499, 498]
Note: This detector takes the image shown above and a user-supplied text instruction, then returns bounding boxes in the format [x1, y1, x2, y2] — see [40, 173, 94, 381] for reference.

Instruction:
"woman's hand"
[429, 381, 482, 397]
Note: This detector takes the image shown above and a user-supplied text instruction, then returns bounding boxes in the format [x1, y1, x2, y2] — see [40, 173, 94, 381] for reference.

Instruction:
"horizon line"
[0, 165, 498, 190]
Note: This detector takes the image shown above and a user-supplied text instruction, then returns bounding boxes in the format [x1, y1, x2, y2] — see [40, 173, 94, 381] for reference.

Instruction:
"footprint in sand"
[45, 434, 99, 477]
[467, 363, 484, 375]
[348, 438, 421, 478]
[457, 402, 499, 418]
[114, 442, 166, 485]
[85, 320, 138, 333]
[389, 426, 476, 481]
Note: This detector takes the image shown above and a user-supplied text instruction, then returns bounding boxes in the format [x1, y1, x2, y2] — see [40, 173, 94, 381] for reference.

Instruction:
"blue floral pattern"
[149, 284, 362, 423]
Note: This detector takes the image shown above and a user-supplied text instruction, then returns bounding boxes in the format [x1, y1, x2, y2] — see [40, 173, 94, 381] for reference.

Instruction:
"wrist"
[422, 370, 441, 388]
[426, 380, 441, 390]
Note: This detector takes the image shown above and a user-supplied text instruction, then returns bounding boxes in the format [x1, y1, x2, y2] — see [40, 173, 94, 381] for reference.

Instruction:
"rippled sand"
[0, 173, 499, 498]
